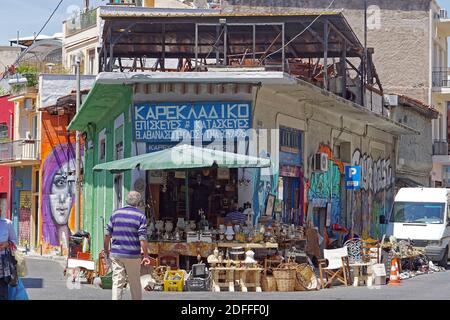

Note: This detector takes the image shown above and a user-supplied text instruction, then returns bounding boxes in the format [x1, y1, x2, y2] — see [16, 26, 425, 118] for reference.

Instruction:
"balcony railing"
[433, 140, 449, 156]
[65, 9, 97, 36]
[0, 140, 40, 163]
[432, 70, 450, 88]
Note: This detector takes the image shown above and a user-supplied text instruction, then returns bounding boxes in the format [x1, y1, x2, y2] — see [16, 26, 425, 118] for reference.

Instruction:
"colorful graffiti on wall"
[351, 149, 394, 239]
[40, 112, 82, 250]
[42, 143, 76, 247]
[307, 144, 343, 226]
[306, 145, 394, 240]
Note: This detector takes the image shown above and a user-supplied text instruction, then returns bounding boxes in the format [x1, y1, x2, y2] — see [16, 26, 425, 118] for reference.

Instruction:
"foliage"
[15, 65, 38, 87]
[0, 86, 8, 96]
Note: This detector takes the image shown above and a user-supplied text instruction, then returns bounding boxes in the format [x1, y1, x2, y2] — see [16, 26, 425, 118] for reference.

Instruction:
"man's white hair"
[126, 191, 142, 207]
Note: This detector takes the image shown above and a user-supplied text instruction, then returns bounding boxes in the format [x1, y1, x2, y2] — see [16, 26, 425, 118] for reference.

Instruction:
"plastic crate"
[185, 272, 212, 292]
[100, 271, 113, 290]
[163, 270, 186, 292]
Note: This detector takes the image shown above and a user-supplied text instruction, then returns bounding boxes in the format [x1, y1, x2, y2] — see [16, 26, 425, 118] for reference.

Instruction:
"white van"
[383, 188, 450, 267]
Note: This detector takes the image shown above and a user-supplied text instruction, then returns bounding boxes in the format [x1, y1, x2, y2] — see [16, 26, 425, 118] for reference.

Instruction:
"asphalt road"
[22, 256, 450, 300]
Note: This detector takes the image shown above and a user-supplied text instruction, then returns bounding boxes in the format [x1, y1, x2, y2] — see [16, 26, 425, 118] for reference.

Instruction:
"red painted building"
[0, 95, 14, 219]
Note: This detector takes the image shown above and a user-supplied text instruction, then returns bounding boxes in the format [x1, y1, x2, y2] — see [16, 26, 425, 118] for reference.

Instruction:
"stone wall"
[222, 0, 432, 103]
[390, 103, 434, 186]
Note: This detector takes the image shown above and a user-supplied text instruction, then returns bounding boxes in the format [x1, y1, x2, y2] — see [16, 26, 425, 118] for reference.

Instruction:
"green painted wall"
[82, 85, 133, 258]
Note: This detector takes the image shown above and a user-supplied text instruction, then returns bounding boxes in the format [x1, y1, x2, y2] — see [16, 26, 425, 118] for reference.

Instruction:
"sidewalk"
[19, 248, 67, 262]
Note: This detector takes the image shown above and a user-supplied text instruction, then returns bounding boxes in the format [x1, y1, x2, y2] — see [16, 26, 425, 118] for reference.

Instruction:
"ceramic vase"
[225, 226, 235, 241]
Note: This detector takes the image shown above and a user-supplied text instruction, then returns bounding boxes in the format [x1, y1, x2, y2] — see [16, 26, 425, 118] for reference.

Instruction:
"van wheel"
[438, 247, 448, 268]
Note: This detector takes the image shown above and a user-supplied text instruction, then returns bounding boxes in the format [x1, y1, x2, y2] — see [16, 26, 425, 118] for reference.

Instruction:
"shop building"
[388, 94, 439, 189]
[220, 0, 450, 189]
[0, 95, 14, 220]
[68, 8, 417, 258]
[37, 74, 95, 253]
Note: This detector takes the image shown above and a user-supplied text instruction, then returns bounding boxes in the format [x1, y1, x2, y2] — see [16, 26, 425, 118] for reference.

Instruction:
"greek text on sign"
[133, 102, 252, 142]
[345, 166, 361, 190]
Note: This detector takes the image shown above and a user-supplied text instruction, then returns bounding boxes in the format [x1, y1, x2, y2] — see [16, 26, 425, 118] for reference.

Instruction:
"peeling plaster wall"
[222, 0, 433, 103]
[255, 85, 396, 238]
[390, 104, 434, 186]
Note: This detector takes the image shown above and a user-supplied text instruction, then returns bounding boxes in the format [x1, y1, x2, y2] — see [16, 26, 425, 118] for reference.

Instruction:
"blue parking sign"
[345, 166, 361, 190]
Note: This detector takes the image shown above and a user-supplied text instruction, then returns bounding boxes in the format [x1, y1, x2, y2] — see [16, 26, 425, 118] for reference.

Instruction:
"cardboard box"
[369, 263, 387, 285]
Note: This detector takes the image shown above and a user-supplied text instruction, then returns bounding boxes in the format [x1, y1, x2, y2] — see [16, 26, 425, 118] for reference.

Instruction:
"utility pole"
[83, 0, 89, 13]
[364, 0, 368, 88]
[75, 57, 81, 232]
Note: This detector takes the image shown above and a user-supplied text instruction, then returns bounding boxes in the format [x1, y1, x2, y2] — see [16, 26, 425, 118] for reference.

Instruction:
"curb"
[24, 254, 68, 262]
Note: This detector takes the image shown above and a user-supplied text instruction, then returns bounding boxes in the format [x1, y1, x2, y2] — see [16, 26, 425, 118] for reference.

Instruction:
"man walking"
[104, 191, 150, 300]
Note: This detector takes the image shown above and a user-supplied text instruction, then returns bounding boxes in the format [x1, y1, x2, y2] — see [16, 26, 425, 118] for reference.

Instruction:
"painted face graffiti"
[42, 144, 78, 247]
[49, 162, 76, 225]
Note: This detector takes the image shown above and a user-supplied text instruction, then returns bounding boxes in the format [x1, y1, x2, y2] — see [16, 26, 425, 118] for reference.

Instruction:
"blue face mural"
[308, 160, 342, 226]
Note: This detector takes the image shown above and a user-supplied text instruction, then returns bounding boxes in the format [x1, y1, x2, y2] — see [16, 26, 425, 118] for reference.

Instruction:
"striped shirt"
[106, 206, 147, 259]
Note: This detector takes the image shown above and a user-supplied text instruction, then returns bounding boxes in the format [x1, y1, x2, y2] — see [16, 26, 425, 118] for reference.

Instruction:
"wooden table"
[216, 242, 279, 250]
[349, 262, 373, 287]
[210, 266, 264, 292]
[148, 242, 279, 257]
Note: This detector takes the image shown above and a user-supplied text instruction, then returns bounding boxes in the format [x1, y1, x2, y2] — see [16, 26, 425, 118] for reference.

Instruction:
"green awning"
[93, 144, 271, 172]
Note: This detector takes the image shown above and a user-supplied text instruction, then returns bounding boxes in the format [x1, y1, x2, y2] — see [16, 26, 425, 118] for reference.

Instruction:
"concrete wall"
[0, 46, 21, 72]
[222, 0, 433, 104]
[390, 104, 434, 186]
[254, 85, 396, 239]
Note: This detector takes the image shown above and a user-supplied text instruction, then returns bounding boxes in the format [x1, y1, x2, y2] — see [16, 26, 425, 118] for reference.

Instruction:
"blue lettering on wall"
[133, 102, 252, 142]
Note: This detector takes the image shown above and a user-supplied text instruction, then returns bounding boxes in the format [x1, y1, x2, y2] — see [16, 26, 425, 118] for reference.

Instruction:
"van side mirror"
[379, 215, 387, 225]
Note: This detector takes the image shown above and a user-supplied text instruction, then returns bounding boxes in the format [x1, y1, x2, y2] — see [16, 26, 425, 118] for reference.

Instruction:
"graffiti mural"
[40, 111, 83, 252]
[306, 145, 394, 240]
[351, 149, 394, 239]
[307, 145, 343, 226]
[18, 191, 31, 246]
[42, 143, 77, 247]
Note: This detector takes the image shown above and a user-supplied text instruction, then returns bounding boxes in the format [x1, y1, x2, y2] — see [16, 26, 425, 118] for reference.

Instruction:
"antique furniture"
[318, 247, 351, 289]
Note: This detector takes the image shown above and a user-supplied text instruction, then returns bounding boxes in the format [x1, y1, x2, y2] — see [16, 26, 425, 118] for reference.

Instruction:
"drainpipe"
[75, 57, 81, 232]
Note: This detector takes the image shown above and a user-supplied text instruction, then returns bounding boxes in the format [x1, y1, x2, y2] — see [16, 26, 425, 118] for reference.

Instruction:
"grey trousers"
[111, 257, 142, 300]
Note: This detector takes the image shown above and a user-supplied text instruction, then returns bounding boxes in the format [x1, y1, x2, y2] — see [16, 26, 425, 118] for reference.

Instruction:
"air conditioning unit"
[440, 9, 448, 19]
[313, 153, 329, 172]
[384, 94, 398, 107]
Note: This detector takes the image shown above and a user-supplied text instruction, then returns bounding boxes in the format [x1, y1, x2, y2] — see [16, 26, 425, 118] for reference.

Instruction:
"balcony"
[65, 9, 97, 37]
[432, 70, 450, 88]
[0, 140, 41, 166]
[433, 140, 449, 156]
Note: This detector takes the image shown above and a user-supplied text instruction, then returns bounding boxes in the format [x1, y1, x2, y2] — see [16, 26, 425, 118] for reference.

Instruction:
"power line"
[33, 0, 64, 43]
[261, 0, 336, 63]
[1, 0, 64, 82]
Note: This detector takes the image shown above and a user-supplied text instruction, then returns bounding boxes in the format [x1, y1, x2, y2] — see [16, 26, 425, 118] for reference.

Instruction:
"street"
[22, 256, 450, 300]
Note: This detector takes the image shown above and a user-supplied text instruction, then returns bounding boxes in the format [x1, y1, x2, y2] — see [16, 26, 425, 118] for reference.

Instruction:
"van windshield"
[391, 202, 445, 224]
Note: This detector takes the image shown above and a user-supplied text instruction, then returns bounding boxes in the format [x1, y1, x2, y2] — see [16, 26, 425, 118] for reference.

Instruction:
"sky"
[1, 0, 450, 51]
[0, 0, 103, 44]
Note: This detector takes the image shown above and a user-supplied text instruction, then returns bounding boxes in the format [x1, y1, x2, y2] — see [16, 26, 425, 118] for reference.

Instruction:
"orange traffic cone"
[388, 258, 401, 286]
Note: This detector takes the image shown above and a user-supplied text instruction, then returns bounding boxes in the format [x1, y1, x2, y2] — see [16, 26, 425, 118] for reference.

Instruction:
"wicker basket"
[273, 268, 296, 292]
[295, 264, 317, 291]
[261, 275, 277, 292]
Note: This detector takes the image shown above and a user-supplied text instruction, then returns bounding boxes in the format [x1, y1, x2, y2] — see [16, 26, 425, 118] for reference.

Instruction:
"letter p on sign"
[345, 166, 361, 190]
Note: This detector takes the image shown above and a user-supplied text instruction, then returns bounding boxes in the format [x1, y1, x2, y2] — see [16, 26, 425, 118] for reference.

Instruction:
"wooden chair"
[264, 257, 284, 276]
[140, 256, 160, 276]
[158, 252, 180, 270]
[362, 240, 381, 264]
[318, 247, 351, 289]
